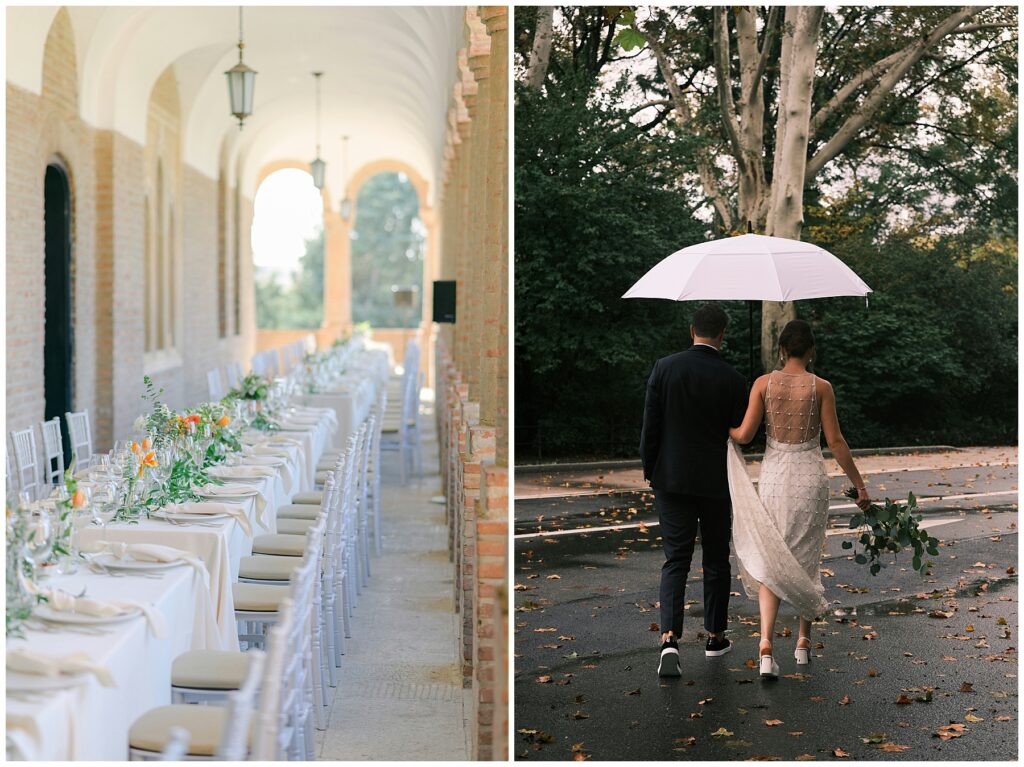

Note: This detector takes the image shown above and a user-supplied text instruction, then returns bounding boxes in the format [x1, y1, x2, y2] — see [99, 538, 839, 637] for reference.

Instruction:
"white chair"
[10, 428, 41, 502]
[6, 451, 18, 499]
[251, 354, 265, 376]
[158, 728, 190, 761]
[64, 410, 94, 470]
[224, 361, 241, 390]
[206, 370, 223, 402]
[367, 392, 385, 554]
[127, 650, 265, 760]
[356, 414, 375, 585]
[251, 602, 301, 760]
[39, 418, 65, 486]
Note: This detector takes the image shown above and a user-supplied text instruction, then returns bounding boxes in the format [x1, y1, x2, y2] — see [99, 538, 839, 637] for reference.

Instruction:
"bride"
[727, 319, 872, 680]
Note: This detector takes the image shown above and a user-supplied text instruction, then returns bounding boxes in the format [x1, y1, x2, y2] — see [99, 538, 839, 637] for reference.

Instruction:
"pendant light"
[310, 72, 326, 189]
[225, 6, 257, 129]
[339, 135, 353, 220]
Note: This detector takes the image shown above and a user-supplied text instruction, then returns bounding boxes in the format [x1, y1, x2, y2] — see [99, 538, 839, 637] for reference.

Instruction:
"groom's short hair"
[692, 304, 728, 338]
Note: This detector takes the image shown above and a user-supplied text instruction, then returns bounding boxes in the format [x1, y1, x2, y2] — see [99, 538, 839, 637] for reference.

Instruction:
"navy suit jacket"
[640, 345, 748, 498]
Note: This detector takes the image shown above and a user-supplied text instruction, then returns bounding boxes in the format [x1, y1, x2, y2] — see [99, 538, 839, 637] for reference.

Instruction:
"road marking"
[513, 490, 1018, 540]
[515, 462, 1017, 501]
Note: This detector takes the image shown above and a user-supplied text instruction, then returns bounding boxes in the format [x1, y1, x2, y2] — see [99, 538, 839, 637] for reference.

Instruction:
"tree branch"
[640, 23, 735, 229]
[525, 6, 554, 91]
[805, 6, 985, 181]
[751, 5, 779, 102]
[713, 7, 746, 171]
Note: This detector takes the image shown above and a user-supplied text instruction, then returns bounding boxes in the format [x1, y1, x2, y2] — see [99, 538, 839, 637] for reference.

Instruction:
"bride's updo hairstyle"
[778, 319, 815, 360]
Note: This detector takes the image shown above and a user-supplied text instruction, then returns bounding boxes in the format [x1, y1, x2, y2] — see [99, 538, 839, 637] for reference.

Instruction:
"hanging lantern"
[339, 134, 353, 220]
[225, 7, 257, 129]
[310, 72, 326, 189]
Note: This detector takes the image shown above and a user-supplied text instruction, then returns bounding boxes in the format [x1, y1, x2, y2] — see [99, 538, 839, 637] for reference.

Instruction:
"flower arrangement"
[842, 489, 941, 576]
[226, 373, 271, 402]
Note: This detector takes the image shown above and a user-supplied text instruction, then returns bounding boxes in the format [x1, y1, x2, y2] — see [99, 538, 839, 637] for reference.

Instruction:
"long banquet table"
[5, 354, 385, 760]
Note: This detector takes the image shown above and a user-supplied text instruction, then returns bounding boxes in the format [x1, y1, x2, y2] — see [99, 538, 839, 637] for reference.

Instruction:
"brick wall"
[7, 11, 255, 469]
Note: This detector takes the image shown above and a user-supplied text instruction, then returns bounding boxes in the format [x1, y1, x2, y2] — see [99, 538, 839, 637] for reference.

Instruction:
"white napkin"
[7, 649, 115, 688]
[46, 589, 167, 640]
[166, 501, 253, 537]
[238, 455, 294, 491]
[249, 445, 292, 459]
[197, 484, 269, 532]
[209, 464, 276, 480]
[92, 541, 209, 586]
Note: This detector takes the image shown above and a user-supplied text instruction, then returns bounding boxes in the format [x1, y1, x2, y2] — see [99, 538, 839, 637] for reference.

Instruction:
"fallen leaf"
[571, 742, 585, 753]
[558, 635, 575, 641]
[698, 697, 713, 705]
[960, 682, 975, 693]
[929, 610, 954, 619]
[537, 675, 552, 684]
[997, 617, 1008, 625]
[674, 737, 696, 747]
[796, 754, 816, 761]
[965, 714, 984, 722]
[878, 743, 911, 752]
[996, 716, 1012, 722]
[711, 727, 734, 737]
[789, 731, 804, 736]
[572, 710, 589, 720]
[649, 623, 660, 632]
[868, 668, 877, 677]
[547, 574, 561, 580]
[840, 695, 851, 705]
[832, 748, 850, 758]
[534, 628, 558, 633]
[745, 658, 757, 669]
[895, 695, 913, 704]
[764, 719, 784, 726]
[624, 688, 641, 696]
[688, 712, 702, 720]
[935, 723, 967, 741]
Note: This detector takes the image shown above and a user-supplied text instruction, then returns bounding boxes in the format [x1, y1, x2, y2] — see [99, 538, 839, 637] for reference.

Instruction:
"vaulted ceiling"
[7, 6, 465, 201]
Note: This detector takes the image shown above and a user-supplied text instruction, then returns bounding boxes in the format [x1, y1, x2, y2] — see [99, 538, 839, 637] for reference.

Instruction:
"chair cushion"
[232, 582, 288, 612]
[315, 471, 330, 484]
[277, 503, 320, 520]
[276, 517, 316, 535]
[171, 650, 251, 691]
[238, 554, 297, 582]
[316, 460, 337, 471]
[129, 704, 228, 756]
[252, 533, 305, 557]
[291, 490, 323, 505]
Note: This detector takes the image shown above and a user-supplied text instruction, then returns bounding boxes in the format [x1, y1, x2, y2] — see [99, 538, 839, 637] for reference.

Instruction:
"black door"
[44, 163, 74, 466]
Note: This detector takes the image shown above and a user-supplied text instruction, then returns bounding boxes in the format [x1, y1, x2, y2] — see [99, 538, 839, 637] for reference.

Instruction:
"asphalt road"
[513, 457, 1019, 761]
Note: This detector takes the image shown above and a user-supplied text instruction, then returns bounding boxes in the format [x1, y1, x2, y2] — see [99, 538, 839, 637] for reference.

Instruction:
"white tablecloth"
[6, 565, 216, 760]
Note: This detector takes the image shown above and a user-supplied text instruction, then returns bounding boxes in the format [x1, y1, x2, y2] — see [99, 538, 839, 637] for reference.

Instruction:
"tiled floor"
[315, 409, 471, 760]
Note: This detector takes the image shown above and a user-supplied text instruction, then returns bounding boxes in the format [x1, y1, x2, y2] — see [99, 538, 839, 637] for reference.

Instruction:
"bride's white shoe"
[759, 653, 780, 680]
[794, 638, 811, 666]
[758, 642, 779, 680]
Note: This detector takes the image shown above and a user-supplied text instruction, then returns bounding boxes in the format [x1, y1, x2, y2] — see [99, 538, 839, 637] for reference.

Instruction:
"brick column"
[473, 462, 508, 759]
[321, 204, 352, 341]
[479, 6, 508, 453]
[463, 10, 490, 399]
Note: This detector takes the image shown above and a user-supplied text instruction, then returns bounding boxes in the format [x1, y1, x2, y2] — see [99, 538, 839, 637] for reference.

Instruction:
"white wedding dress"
[726, 371, 830, 619]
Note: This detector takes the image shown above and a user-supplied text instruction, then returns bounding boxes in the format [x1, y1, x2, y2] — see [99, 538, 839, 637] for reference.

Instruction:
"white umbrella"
[622, 233, 872, 379]
[622, 233, 872, 302]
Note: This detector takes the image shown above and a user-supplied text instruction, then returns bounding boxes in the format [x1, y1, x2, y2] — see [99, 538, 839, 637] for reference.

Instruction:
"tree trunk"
[525, 7, 554, 91]
[761, 6, 824, 370]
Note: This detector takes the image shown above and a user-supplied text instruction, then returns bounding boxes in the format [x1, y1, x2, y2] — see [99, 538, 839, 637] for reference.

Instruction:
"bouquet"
[842, 489, 940, 576]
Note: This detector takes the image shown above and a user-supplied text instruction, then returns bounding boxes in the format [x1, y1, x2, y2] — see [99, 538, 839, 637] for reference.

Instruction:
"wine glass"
[22, 507, 56, 575]
[91, 482, 118, 537]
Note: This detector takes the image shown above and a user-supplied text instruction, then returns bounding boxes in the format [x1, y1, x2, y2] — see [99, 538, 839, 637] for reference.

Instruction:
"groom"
[640, 303, 748, 676]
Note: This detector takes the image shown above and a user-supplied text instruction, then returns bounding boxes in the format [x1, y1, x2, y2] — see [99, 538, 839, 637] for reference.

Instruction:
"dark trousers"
[656, 489, 732, 638]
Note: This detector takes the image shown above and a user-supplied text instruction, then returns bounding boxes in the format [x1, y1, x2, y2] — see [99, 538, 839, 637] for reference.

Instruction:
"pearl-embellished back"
[764, 371, 820, 445]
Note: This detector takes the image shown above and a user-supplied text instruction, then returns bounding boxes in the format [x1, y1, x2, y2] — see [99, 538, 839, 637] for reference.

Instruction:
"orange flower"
[186, 414, 202, 425]
[141, 437, 151, 450]
[217, 415, 231, 428]
[131, 441, 141, 453]
[137, 450, 157, 477]
[71, 490, 86, 508]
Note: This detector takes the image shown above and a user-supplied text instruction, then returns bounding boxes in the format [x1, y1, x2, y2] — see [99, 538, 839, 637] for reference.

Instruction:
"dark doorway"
[44, 163, 74, 465]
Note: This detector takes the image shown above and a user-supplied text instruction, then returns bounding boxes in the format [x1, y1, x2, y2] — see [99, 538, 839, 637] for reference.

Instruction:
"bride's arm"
[819, 379, 871, 510]
[729, 378, 765, 444]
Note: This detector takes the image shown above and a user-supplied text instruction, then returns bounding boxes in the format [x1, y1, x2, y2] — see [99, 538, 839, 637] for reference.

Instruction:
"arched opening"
[43, 161, 74, 463]
[350, 171, 425, 329]
[252, 168, 324, 329]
